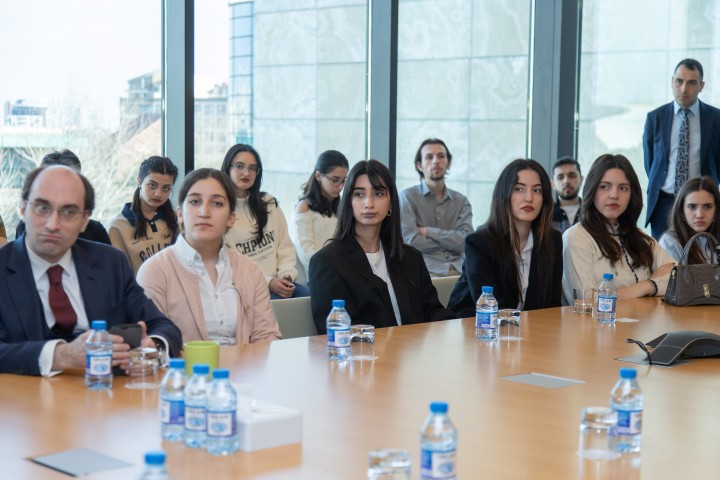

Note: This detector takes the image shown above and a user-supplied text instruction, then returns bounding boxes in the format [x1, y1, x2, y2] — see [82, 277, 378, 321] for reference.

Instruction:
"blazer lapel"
[661, 102, 674, 163]
[72, 242, 105, 321]
[344, 238, 396, 315]
[5, 237, 48, 340]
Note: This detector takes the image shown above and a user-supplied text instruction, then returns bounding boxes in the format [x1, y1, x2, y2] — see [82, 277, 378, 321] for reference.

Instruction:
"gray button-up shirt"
[399, 181, 473, 276]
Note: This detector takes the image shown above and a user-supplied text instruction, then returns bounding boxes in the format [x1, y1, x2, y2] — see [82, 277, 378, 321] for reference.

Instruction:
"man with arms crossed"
[644, 58, 720, 239]
[551, 156, 583, 233]
[399, 138, 473, 277]
[0, 165, 182, 376]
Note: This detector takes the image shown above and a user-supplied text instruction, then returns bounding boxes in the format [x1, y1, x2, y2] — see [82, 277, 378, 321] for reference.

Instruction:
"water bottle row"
[160, 359, 240, 456]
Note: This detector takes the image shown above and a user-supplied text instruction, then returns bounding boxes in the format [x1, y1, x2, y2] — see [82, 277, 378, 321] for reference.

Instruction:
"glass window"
[395, 0, 533, 226]
[0, 1, 162, 240]
[578, 0, 720, 216]
[196, 0, 368, 216]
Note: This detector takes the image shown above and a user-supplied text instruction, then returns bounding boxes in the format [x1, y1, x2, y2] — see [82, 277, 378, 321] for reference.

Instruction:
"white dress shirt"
[173, 235, 239, 345]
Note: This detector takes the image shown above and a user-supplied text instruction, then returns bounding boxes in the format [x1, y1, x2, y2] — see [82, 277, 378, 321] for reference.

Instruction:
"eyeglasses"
[26, 201, 86, 222]
[230, 162, 259, 174]
[321, 173, 347, 185]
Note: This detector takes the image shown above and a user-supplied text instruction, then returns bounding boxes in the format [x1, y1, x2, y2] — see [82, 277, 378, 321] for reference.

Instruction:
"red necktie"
[47, 265, 77, 335]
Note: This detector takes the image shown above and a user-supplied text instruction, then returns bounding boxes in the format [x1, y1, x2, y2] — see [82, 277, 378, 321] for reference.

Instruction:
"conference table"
[2, 299, 720, 479]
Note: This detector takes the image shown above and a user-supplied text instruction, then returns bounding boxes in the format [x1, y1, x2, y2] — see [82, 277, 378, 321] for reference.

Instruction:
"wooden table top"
[2, 298, 720, 479]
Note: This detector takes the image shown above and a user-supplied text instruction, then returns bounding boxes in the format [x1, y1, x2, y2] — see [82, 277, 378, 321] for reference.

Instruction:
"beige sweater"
[136, 244, 282, 344]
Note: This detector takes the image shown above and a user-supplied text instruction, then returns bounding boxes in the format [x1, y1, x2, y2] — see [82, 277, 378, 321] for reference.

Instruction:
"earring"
[387, 210, 391, 217]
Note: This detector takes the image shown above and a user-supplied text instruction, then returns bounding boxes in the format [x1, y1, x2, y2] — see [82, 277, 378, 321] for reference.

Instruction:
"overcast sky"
[0, 0, 229, 128]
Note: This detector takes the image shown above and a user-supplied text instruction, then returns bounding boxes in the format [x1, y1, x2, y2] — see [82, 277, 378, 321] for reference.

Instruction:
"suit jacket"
[447, 226, 563, 318]
[309, 237, 455, 333]
[644, 100, 720, 226]
[0, 236, 182, 375]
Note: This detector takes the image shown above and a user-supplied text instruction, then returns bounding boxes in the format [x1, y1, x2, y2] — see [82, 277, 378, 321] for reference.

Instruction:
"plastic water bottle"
[420, 401, 457, 480]
[160, 358, 187, 442]
[326, 299, 351, 360]
[610, 368, 644, 453]
[184, 364, 210, 448]
[206, 369, 239, 456]
[138, 451, 169, 480]
[475, 286, 498, 341]
[597, 273, 617, 324]
[85, 320, 112, 390]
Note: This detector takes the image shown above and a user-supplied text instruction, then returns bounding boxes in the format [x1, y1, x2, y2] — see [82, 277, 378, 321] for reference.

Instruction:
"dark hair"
[674, 58, 704, 81]
[552, 155, 582, 176]
[131, 156, 179, 242]
[41, 149, 82, 172]
[333, 159, 403, 263]
[668, 176, 720, 264]
[580, 153, 654, 269]
[414, 138, 452, 179]
[178, 168, 237, 213]
[299, 150, 349, 217]
[22, 165, 95, 212]
[485, 159, 556, 300]
[221, 143, 271, 242]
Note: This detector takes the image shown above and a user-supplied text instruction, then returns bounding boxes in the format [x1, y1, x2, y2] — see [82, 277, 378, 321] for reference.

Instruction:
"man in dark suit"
[0, 165, 182, 375]
[644, 58, 720, 239]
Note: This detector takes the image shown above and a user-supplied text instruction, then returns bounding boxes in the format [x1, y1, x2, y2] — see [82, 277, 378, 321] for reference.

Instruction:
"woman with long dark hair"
[291, 150, 350, 275]
[109, 156, 180, 274]
[447, 159, 562, 317]
[309, 160, 454, 332]
[659, 177, 720, 263]
[137, 168, 281, 344]
[563, 154, 675, 300]
[221, 144, 309, 299]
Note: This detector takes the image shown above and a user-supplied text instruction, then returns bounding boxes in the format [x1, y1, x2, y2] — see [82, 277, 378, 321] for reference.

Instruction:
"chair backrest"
[271, 297, 318, 339]
[432, 275, 460, 308]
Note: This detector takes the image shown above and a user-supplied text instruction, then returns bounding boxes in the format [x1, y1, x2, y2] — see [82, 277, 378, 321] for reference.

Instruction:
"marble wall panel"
[471, 0, 530, 57]
[469, 56, 528, 120]
[254, 65, 316, 119]
[397, 59, 470, 120]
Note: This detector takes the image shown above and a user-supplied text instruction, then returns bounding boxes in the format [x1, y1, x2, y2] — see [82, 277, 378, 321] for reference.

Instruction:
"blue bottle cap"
[192, 364, 210, 375]
[332, 299, 345, 308]
[481, 286, 493, 294]
[144, 451, 166, 465]
[430, 401, 448, 413]
[168, 358, 185, 369]
[620, 368, 637, 379]
[90, 320, 107, 330]
[213, 368, 230, 379]
[603, 273, 614, 280]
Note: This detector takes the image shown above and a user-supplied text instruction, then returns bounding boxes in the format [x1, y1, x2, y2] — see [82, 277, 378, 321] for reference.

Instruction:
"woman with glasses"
[563, 154, 675, 300]
[222, 144, 309, 299]
[309, 160, 454, 332]
[137, 168, 281, 344]
[109, 156, 180, 274]
[291, 150, 350, 276]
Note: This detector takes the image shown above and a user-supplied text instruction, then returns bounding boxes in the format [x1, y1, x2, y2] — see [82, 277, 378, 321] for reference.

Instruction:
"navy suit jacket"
[309, 237, 455, 333]
[0, 236, 182, 375]
[644, 100, 720, 226]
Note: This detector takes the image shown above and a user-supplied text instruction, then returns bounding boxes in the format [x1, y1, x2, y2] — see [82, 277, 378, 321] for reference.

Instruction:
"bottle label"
[85, 354, 111, 376]
[616, 409, 642, 435]
[185, 405, 207, 432]
[161, 399, 185, 426]
[327, 328, 351, 348]
[421, 448, 456, 478]
[597, 295, 616, 313]
[475, 310, 497, 329]
[207, 410, 237, 437]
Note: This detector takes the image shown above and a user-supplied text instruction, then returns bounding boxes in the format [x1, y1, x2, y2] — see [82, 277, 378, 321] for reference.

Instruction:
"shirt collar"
[174, 234, 228, 267]
[25, 236, 74, 283]
[420, 179, 451, 201]
[522, 230, 534, 256]
[674, 99, 700, 116]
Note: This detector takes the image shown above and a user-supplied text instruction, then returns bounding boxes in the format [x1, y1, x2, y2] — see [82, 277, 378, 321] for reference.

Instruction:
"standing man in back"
[644, 58, 720, 239]
[551, 156, 583, 233]
[399, 138, 473, 277]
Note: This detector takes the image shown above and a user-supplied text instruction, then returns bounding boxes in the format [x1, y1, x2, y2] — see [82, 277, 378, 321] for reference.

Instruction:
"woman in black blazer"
[448, 159, 562, 318]
[309, 160, 455, 333]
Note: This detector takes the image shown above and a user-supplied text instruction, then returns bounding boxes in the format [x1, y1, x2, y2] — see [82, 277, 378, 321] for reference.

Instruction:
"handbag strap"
[678, 232, 719, 266]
